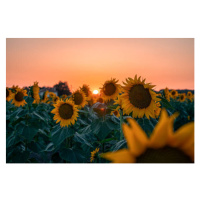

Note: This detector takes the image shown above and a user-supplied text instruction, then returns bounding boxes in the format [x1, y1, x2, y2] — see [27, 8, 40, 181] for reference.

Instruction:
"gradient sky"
[6, 38, 194, 92]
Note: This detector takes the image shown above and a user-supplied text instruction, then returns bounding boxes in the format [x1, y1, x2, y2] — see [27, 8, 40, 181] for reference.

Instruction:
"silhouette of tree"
[54, 81, 72, 96]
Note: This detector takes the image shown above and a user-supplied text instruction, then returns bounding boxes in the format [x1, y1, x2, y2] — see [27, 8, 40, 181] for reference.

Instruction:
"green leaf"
[24, 96, 34, 106]
[43, 143, 55, 152]
[51, 126, 75, 147]
[21, 125, 38, 142]
[32, 111, 45, 121]
[11, 151, 30, 163]
[73, 132, 93, 148]
[59, 148, 85, 163]
[158, 96, 175, 110]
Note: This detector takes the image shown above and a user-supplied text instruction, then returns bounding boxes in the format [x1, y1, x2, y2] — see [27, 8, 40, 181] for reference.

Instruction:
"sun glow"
[93, 90, 98, 94]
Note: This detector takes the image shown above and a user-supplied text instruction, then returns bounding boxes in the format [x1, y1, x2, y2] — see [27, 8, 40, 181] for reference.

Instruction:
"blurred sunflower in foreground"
[121, 75, 160, 119]
[6, 87, 13, 101]
[51, 99, 79, 127]
[11, 88, 28, 107]
[100, 78, 121, 102]
[101, 109, 194, 163]
[71, 90, 87, 109]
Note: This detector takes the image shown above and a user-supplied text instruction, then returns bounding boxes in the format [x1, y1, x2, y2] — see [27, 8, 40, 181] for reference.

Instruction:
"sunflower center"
[180, 95, 184, 100]
[97, 98, 103, 103]
[104, 83, 116, 96]
[114, 110, 118, 116]
[6, 89, 9, 97]
[15, 92, 24, 102]
[172, 91, 175, 95]
[136, 146, 193, 163]
[58, 103, 74, 119]
[73, 92, 83, 105]
[129, 84, 152, 109]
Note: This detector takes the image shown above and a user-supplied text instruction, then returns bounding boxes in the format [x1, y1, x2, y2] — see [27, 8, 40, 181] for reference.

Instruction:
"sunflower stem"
[119, 109, 123, 140]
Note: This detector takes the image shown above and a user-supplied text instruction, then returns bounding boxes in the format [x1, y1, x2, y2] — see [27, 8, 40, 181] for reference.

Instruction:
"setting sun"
[93, 90, 99, 94]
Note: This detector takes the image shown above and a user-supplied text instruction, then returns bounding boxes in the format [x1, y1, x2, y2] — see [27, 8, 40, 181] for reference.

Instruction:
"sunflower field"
[6, 76, 194, 163]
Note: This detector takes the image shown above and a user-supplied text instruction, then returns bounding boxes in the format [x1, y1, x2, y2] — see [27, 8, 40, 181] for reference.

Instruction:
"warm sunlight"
[93, 90, 98, 94]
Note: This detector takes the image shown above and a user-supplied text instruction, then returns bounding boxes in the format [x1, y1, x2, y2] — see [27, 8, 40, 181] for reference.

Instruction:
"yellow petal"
[124, 119, 149, 156]
[149, 109, 170, 148]
[101, 149, 135, 163]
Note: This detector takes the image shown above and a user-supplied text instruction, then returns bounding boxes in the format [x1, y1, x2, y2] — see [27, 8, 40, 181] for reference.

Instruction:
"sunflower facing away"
[100, 78, 121, 102]
[164, 87, 170, 101]
[6, 87, 13, 101]
[71, 90, 87, 109]
[154, 102, 161, 118]
[121, 75, 160, 119]
[32, 81, 40, 103]
[80, 84, 92, 100]
[41, 90, 49, 103]
[90, 148, 100, 162]
[51, 99, 79, 127]
[11, 88, 28, 107]
[101, 109, 194, 163]
[170, 89, 178, 99]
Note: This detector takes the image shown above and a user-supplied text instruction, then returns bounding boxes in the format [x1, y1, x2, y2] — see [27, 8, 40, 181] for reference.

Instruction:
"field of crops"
[6, 76, 194, 163]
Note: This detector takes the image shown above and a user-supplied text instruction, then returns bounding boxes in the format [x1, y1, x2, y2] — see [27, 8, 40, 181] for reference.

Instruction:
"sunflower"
[11, 88, 28, 107]
[179, 93, 186, 102]
[90, 148, 100, 162]
[49, 92, 56, 98]
[11, 85, 19, 92]
[111, 107, 120, 118]
[121, 75, 160, 119]
[114, 95, 123, 109]
[100, 78, 121, 102]
[101, 109, 194, 163]
[53, 96, 60, 104]
[41, 90, 49, 103]
[170, 90, 178, 99]
[32, 81, 40, 103]
[6, 87, 13, 101]
[164, 87, 170, 101]
[187, 91, 194, 101]
[61, 94, 68, 100]
[51, 99, 79, 127]
[96, 97, 104, 103]
[71, 90, 87, 109]
[80, 84, 92, 100]
[154, 102, 161, 118]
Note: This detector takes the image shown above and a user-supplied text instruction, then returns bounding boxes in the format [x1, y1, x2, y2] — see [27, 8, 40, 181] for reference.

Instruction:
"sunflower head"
[111, 107, 120, 118]
[179, 93, 186, 102]
[6, 87, 13, 101]
[96, 97, 104, 103]
[61, 94, 68, 100]
[41, 90, 49, 103]
[11, 88, 28, 107]
[11, 85, 19, 93]
[187, 91, 194, 101]
[80, 84, 92, 98]
[51, 99, 79, 127]
[170, 90, 178, 99]
[101, 109, 194, 163]
[49, 92, 56, 98]
[121, 75, 160, 119]
[90, 148, 100, 163]
[154, 102, 161, 118]
[100, 78, 121, 102]
[71, 90, 87, 109]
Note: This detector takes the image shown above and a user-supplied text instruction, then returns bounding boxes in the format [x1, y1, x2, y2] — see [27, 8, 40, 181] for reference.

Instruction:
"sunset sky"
[6, 38, 194, 92]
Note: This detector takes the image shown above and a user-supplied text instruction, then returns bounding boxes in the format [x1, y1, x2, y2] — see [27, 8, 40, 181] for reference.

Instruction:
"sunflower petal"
[101, 149, 135, 163]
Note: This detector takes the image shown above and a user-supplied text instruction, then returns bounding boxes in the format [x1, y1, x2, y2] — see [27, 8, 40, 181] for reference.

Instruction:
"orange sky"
[6, 38, 194, 92]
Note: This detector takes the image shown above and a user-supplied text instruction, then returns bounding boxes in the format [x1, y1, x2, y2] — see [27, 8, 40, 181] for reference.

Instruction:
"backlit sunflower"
[11, 88, 28, 107]
[90, 148, 100, 162]
[100, 78, 121, 102]
[111, 107, 120, 118]
[101, 109, 194, 163]
[71, 90, 87, 109]
[121, 75, 160, 119]
[170, 90, 178, 99]
[179, 93, 186, 102]
[96, 97, 104, 103]
[80, 84, 92, 100]
[6, 87, 13, 101]
[32, 81, 40, 103]
[51, 99, 79, 127]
